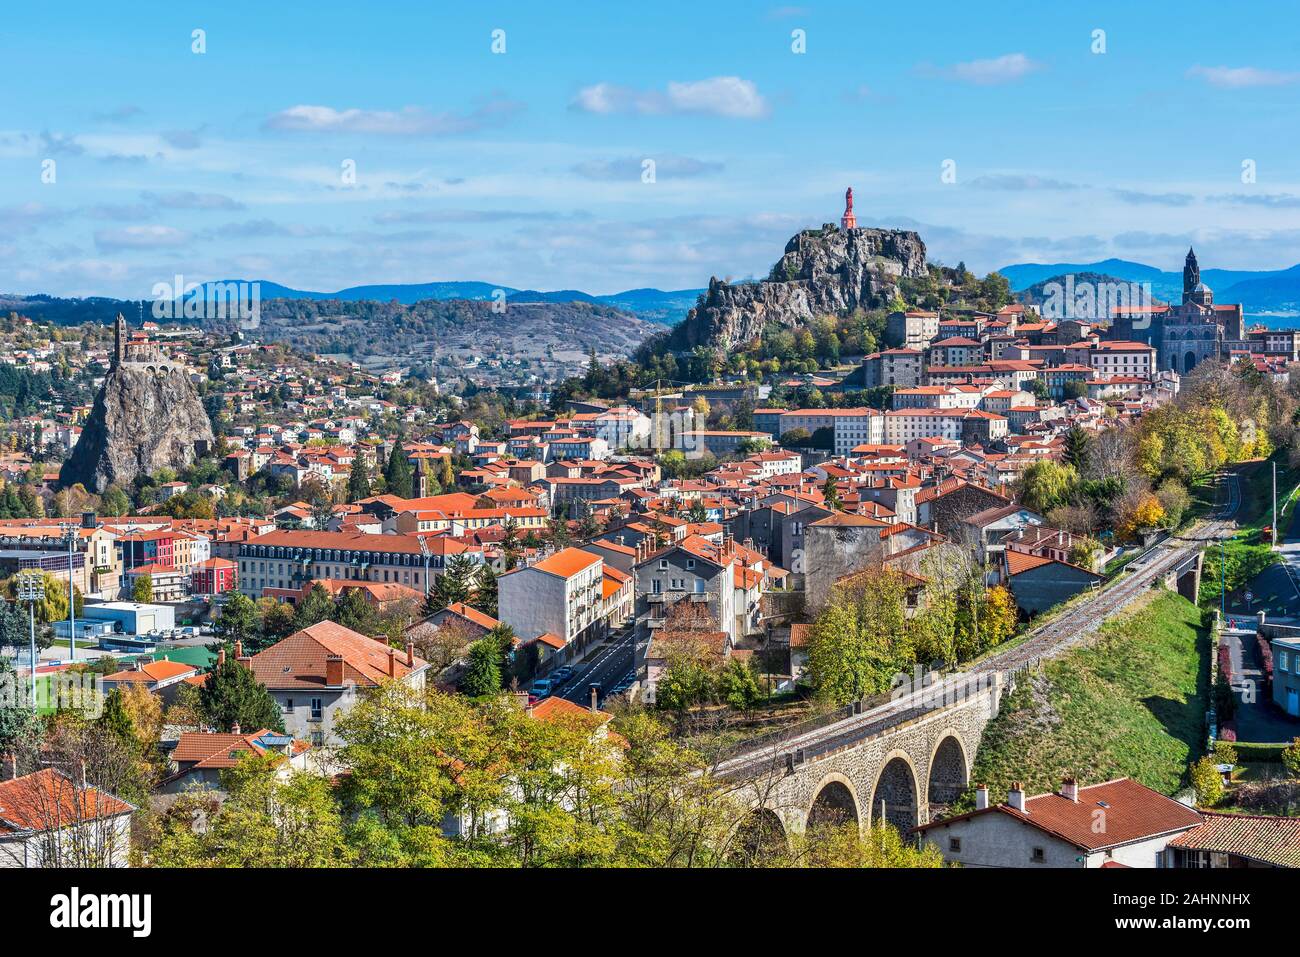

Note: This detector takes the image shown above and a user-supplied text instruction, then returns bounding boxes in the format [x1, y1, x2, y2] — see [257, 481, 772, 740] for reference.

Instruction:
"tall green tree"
[347, 454, 371, 502]
[473, 564, 499, 619]
[1062, 425, 1092, 473]
[431, 555, 480, 611]
[384, 445, 413, 499]
[214, 591, 261, 651]
[821, 477, 842, 511]
[199, 658, 286, 734]
[293, 583, 335, 631]
[461, 639, 502, 697]
[334, 587, 379, 636]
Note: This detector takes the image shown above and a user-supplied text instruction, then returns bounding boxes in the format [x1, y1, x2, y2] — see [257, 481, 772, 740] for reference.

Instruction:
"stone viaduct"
[720, 670, 1008, 842]
[717, 510, 1218, 850]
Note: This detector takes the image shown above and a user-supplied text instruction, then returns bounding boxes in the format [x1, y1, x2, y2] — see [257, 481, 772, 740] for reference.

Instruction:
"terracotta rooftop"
[0, 768, 134, 834]
[171, 729, 311, 769]
[249, 619, 427, 690]
[525, 547, 603, 579]
[915, 778, 1203, 851]
[1167, 811, 1300, 868]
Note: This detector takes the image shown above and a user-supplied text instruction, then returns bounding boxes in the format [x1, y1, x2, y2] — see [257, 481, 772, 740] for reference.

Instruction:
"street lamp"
[16, 573, 45, 712]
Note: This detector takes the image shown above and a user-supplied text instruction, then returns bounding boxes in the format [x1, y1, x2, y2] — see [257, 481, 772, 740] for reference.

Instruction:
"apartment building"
[883, 408, 1009, 445]
[1089, 340, 1156, 378]
[777, 408, 884, 456]
[236, 530, 481, 600]
[498, 547, 619, 653]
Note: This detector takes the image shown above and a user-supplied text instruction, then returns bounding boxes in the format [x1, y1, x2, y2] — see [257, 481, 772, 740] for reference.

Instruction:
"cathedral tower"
[1182, 247, 1200, 304]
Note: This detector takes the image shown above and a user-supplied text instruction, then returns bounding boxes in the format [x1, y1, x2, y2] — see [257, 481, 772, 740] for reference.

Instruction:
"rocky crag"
[60, 319, 214, 493]
[672, 223, 928, 352]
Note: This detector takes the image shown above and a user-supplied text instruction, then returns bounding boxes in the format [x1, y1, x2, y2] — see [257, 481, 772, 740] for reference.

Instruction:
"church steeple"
[113, 312, 127, 367]
[1183, 247, 1200, 303]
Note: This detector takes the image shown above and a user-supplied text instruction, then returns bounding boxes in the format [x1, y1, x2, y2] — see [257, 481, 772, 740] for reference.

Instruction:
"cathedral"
[1113, 248, 1245, 374]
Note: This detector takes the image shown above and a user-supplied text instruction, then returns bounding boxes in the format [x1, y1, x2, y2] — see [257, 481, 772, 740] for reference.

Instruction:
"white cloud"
[924, 53, 1043, 86]
[264, 98, 523, 135]
[94, 225, 191, 250]
[1187, 65, 1300, 88]
[571, 77, 768, 118]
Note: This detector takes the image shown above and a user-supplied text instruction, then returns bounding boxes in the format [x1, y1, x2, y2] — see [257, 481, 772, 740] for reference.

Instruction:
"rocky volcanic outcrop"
[60, 363, 214, 493]
[673, 223, 927, 351]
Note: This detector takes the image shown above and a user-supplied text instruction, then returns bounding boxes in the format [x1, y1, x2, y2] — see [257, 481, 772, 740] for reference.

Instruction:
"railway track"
[713, 470, 1241, 779]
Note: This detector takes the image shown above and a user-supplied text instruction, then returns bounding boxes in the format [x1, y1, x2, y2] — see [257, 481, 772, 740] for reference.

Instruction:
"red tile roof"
[171, 729, 311, 769]
[249, 620, 427, 690]
[1167, 812, 1300, 867]
[529, 695, 611, 725]
[526, 547, 602, 579]
[915, 778, 1203, 851]
[102, 658, 200, 685]
[0, 768, 134, 834]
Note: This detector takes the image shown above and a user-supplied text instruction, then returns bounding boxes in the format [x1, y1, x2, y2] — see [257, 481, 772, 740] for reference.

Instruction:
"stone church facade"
[1113, 248, 1246, 374]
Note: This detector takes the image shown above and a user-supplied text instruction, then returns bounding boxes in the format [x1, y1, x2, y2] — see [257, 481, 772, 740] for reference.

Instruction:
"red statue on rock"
[841, 186, 857, 231]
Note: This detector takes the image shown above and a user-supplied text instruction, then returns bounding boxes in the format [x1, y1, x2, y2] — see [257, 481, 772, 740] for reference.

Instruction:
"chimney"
[134, 657, 145, 672]
[325, 654, 344, 687]
[405, 641, 415, 668]
[387, 646, 396, 678]
[975, 783, 989, 810]
[234, 639, 243, 659]
[1008, 782, 1027, 813]
[2, 754, 16, 781]
[1060, 776, 1079, 803]
[231, 721, 241, 736]
[590, 684, 599, 713]
[237, 655, 252, 670]
[218, 647, 226, 668]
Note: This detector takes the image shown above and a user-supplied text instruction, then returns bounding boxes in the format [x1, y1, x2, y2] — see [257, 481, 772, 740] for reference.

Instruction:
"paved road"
[714, 469, 1243, 780]
[1226, 475, 1300, 740]
[556, 626, 638, 707]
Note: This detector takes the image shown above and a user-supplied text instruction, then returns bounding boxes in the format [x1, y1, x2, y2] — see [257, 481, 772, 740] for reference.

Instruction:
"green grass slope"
[963, 590, 1209, 805]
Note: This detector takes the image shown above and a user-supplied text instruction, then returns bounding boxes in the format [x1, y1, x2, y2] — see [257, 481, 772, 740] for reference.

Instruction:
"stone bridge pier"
[1161, 550, 1203, 604]
[728, 673, 1006, 845]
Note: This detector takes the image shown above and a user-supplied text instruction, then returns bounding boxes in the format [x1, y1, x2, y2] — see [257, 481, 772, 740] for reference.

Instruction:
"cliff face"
[674, 223, 928, 351]
[60, 364, 214, 493]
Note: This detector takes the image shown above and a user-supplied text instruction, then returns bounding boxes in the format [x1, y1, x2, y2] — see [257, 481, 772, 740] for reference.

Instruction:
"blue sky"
[3, 0, 1300, 298]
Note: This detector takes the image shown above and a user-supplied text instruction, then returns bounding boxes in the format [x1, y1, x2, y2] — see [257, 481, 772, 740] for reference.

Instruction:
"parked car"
[550, 666, 575, 687]
[529, 678, 553, 698]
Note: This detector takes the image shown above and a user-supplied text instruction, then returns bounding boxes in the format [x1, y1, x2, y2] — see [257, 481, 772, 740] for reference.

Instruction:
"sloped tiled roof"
[915, 778, 1203, 851]
[249, 620, 427, 690]
[172, 729, 311, 769]
[1167, 812, 1300, 867]
[0, 769, 134, 834]
[102, 658, 200, 685]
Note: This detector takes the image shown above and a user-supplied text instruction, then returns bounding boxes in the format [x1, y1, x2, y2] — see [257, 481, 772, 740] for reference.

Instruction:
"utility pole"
[64, 527, 78, 661]
[1273, 461, 1278, 549]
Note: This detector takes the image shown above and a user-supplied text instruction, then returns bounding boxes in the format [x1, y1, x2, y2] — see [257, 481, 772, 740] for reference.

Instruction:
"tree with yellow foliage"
[1118, 492, 1165, 541]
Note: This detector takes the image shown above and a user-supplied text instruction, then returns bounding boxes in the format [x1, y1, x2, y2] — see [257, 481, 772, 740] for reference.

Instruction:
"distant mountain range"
[997, 258, 1300, 321]
[197, 280, 706, 324]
